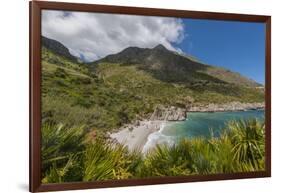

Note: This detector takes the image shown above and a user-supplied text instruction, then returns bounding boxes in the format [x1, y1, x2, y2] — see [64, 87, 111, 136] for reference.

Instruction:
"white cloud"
[42, 10, 185, 62]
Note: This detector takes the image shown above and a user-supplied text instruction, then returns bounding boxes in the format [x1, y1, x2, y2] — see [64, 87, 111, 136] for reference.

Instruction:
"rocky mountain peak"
[153, 44, 168, 51]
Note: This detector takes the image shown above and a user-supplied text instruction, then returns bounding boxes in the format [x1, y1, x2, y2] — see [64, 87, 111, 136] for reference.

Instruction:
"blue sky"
[177, 19, 266, 84]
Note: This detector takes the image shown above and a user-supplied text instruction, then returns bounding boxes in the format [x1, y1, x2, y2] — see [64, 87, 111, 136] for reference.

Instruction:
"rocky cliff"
[148, 102, 264, 122]
[149, 105, 187, 121]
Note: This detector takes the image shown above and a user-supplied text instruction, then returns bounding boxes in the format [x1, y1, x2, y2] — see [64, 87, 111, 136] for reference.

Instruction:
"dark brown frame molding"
[30, 1, 271, 192]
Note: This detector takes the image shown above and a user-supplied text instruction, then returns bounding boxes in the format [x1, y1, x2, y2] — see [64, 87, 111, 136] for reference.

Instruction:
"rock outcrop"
[149, 105, 187, 121]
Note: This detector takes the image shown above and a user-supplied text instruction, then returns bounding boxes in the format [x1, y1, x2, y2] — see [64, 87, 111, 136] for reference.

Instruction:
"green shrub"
[73, 96, 93, 108]
[54, 67, 68, 78]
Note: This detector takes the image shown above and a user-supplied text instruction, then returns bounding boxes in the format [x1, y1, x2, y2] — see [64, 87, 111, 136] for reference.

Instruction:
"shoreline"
[189, 107, 265, 113]
[188, 102, 264, 112]
[110, 120, 167, 152]
[109, 102, 265, 153]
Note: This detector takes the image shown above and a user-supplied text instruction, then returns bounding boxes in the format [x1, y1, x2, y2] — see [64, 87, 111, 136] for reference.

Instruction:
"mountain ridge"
[41, 36, 261, 88]
[91, 43, 261, 87]
[42, 36, 78, 62]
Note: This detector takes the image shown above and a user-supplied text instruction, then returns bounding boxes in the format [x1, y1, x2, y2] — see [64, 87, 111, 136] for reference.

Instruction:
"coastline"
[109, 102, 265, 153]
[189, 102, 264, 112]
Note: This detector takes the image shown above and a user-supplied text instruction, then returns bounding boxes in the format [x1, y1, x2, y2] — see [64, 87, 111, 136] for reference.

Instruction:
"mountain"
[42, 36, 78, 62]
[92, 44, 204, 73]
[91, 44, 261, 87]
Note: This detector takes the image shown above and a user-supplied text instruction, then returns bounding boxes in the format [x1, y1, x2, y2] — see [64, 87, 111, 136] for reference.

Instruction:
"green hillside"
[42, 37, 264, 137]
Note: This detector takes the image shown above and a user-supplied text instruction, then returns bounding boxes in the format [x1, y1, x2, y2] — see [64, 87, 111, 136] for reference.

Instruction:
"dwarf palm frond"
[142, 141, 194, 177]
[41, 123, 85, 173]
[228, 119, 265, 170]
[42, 154, 80, 183]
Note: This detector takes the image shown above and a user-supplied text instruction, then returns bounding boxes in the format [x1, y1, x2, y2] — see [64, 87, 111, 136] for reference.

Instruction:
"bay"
[142, 110, 264, 153]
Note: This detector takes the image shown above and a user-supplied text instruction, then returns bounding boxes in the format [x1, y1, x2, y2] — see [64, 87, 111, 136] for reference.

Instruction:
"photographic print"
[35, 4, 269, 188]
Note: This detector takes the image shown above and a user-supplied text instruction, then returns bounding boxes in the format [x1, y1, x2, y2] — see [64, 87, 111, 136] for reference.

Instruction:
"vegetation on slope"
[42, 45, 264, 136]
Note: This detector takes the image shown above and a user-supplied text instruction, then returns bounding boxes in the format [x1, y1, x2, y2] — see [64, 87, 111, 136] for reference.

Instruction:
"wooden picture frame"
[30, 1, 271, 192]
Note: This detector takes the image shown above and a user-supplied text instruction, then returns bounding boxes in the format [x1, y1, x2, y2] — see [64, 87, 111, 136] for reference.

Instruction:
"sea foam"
[142, 122, 175, 154]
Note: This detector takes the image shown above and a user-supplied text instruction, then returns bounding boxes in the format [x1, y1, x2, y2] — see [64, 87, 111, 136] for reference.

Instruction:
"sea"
[142, 110, 265, 153]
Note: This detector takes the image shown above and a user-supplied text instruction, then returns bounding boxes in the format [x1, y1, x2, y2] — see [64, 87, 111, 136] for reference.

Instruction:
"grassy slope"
[203, 66, 261, 87]
[42, 46, 264, 135]
[96, 63, 264, 104]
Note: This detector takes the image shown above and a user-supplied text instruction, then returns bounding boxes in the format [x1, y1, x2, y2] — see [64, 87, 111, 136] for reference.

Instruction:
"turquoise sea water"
[142, 110, 264, 153]
[163, 110, 265, 139]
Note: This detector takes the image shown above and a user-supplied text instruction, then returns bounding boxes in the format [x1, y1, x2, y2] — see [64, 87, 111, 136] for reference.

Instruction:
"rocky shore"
[189, 102, 264, 112]
[147, 102, 264, 120]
